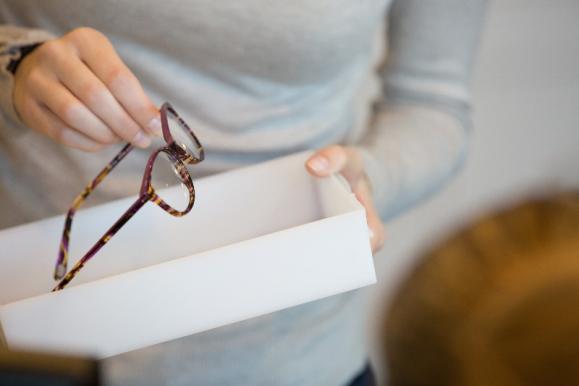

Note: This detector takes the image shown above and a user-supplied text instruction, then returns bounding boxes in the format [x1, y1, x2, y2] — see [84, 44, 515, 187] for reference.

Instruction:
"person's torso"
[1, 3, 387, 385]
[0, 0, 390, 226]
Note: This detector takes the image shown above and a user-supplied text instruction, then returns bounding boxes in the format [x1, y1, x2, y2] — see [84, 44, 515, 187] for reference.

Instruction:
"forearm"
[359, 0, 486, 220]
[359, 104, 468, 220]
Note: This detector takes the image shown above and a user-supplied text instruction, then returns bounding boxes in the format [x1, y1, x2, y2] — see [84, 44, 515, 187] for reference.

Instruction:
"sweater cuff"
[0, 25, 55, 135]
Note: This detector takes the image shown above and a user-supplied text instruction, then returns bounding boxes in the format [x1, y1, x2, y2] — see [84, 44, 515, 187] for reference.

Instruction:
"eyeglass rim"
[140, 147, 196, 217]
[53, 147, 196, 289]
[160, 102, 205, 165]
[53, 103, 204, 287]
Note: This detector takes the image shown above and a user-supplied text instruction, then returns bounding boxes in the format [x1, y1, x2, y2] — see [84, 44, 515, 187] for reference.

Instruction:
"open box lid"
[0, 152, 376, 358]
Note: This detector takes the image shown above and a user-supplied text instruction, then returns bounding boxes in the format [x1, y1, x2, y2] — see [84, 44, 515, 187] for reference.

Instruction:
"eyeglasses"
[53, 102, 204, 291]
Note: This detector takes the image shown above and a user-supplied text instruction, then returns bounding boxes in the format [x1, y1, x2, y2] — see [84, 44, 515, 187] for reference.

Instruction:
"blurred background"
[370, 0, 579, 381]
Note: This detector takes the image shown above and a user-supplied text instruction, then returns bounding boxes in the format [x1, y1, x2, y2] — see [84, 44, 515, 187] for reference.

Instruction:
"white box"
[0, 152, 375, 358]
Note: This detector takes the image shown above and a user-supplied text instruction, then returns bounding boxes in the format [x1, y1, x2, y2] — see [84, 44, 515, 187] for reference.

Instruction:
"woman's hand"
[306, 145, 386, 253]
[12, 27, 161, 152]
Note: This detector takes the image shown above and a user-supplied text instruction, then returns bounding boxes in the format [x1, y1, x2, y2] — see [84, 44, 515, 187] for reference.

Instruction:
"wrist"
[6, 42, 43, 75]
[354, 146, 386, 214]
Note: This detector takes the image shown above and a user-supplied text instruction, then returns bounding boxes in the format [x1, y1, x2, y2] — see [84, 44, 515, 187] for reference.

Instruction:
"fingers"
[306, 145, 364, 185]
[25, 100, 104, 152]
[32, 70, 120, 145]
[306, 145, 386, 253]
[354, 178, 386, 253]
[65, 28, 162, 136]
[12, 27, 161, 152]
[51, 55, 152, 147]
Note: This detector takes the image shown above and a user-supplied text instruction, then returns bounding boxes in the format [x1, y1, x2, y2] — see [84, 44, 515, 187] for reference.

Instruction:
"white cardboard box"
[0, 152, 375, 358]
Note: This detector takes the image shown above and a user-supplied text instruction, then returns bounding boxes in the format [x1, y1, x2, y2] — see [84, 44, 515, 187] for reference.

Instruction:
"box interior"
[0, 153, 357, 304]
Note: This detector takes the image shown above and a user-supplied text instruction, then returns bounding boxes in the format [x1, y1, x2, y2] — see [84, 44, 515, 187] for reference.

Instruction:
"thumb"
[305, 145, 364, 185]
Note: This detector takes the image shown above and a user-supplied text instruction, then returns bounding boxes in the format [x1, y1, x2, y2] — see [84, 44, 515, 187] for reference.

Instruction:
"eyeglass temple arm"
[55, 143, 135, 280]
[52, 195, 148, 291]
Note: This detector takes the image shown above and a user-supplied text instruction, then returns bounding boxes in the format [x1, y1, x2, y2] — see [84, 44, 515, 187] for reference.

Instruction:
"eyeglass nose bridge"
[141, 148, 196, 217]
[168, 143, 204, 166]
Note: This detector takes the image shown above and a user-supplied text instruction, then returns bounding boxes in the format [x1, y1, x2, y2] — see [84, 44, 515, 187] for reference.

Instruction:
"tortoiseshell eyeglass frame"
[53, 102, 204, 291]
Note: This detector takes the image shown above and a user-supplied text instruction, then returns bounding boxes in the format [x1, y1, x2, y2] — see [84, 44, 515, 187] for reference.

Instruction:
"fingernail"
[308, 156, 329, 173]
[132, 131, 151, 148]
[368, 228, 375, 239]
[147, 117, 163, 137]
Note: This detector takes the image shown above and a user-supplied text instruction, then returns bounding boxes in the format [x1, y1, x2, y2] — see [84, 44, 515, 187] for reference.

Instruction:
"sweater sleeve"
[359, 0, 487, 220]
[0, 25, 55, 135]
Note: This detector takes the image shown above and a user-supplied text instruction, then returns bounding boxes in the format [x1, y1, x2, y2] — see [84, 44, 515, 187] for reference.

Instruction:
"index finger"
[71, 29, 161, 136]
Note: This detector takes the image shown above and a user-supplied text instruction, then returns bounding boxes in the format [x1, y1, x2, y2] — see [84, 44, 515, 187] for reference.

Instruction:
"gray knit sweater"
[0, 1, 486, 385]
